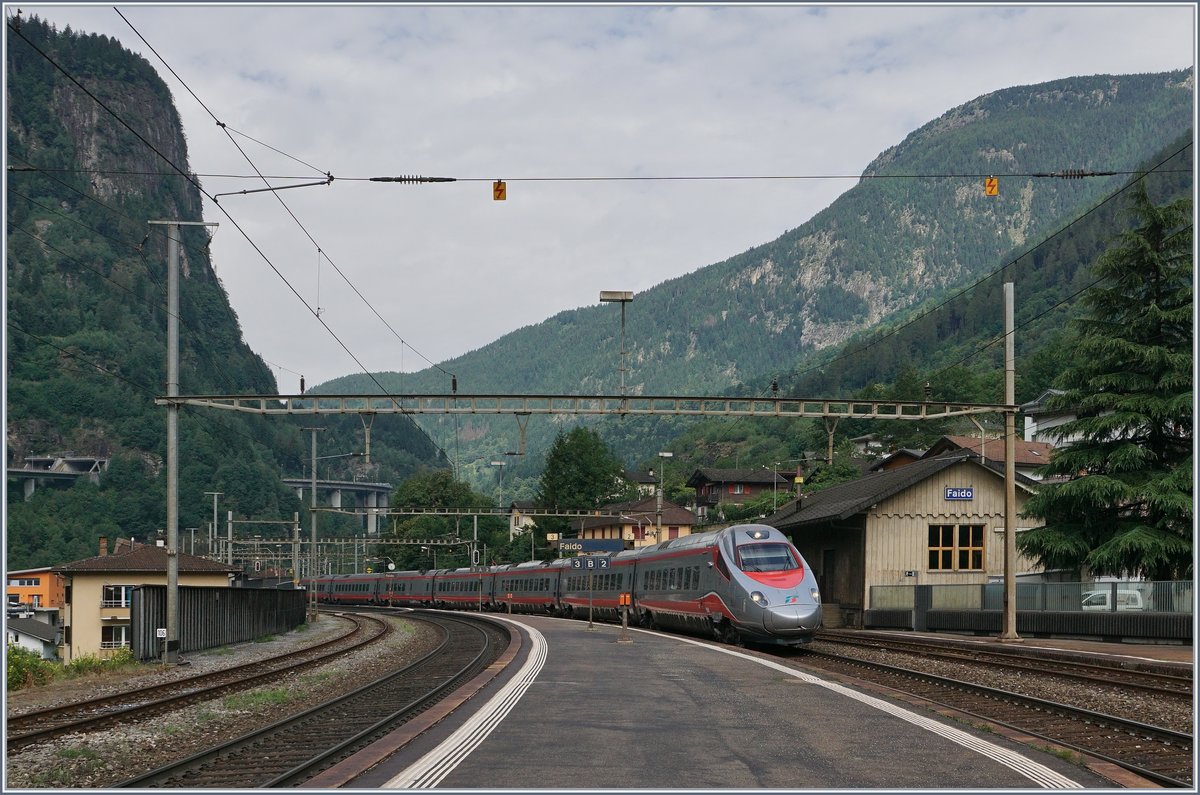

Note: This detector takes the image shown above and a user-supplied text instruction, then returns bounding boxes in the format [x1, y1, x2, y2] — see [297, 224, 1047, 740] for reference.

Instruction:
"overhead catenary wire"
[8, 157, 308, 391]
[787, 141, 1193, 386]
[7, 18, 452, 467]
[113, 8, 458, 391]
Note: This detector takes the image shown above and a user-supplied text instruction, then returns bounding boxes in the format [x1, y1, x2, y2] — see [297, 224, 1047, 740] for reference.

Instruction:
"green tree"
[535, 428, 625, 539]
[1018, 185, 1193, 579]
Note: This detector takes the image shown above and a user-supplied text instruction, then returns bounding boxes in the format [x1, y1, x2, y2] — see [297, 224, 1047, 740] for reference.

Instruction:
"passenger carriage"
[432, 567, 492, 610]
[494, 560, 562, 614]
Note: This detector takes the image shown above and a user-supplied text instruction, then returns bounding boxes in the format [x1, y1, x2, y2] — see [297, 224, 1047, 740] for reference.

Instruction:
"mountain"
[317, 69, 1194, 494]
[5, 17, 446, 569]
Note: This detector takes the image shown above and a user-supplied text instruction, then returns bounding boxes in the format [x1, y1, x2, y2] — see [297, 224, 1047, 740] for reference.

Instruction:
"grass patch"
[299, 671, 335, 685]
[253, 634, 278, 643]
[224, 688, 294, 710]
[55, 748, 102, 761]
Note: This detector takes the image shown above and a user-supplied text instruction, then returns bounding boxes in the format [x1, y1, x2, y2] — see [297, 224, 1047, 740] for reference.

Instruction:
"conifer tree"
[1018, 184, 1193, 579]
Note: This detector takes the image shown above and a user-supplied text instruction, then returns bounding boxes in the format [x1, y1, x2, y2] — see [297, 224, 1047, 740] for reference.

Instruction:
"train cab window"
[737, 544, 798, 572]
[714, 551, 731, 580]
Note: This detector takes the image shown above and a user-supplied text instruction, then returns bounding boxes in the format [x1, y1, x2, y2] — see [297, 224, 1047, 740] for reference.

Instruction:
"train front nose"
[763, 603, 823, 636]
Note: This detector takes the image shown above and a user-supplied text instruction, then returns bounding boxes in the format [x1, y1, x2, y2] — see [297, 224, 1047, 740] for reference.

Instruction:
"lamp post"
[421, 545, 437, 569]
[204, 491, 222, 558]
[490, 460, 506, 510]
[621, 514, 647, 546]
[599, 290, 634, 397]
[655, 451, 673, 541]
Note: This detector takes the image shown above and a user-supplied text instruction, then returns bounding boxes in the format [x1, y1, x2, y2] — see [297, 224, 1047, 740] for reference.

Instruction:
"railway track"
[794, 647, 1194, 787]
[814, 629, 1193, 697]
[111, 611, 509, 788]
[6, 611, 390, 752]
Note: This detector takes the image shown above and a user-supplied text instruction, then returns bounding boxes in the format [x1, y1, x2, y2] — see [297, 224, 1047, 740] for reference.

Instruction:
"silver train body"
[308, 524, 822, 646]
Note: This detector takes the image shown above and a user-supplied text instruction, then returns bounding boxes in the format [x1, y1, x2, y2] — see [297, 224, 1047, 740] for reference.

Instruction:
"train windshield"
[736, 543, 799, 573]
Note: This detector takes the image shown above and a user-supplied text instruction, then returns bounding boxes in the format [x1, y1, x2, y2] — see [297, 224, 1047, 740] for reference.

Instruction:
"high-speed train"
[307, 524, 822, 647]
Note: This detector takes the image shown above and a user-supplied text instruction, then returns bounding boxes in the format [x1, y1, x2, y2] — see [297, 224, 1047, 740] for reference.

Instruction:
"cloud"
[17, 4, 1196, 387]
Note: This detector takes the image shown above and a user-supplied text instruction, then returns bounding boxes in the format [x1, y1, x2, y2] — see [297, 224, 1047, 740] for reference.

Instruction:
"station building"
[765, 450, 1045, 629]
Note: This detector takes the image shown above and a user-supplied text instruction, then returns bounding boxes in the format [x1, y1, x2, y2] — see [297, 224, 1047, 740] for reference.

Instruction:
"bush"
[63, 646, 138, 678]
[7, 643, 59, 690]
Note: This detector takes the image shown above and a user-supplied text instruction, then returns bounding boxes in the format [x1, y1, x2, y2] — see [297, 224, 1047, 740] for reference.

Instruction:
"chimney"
[98, 536, 108, 556]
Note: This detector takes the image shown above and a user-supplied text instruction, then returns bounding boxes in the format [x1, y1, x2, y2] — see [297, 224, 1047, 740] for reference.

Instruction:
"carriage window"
[737, 543, 798, 573]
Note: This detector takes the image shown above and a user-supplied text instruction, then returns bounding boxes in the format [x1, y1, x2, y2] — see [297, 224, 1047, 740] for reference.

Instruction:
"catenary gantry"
[155, 393, 1011, 419]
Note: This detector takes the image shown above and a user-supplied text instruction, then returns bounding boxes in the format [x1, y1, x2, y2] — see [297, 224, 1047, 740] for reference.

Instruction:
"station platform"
[851, 627, 1194, 672]
[313, 614, 1133, 790]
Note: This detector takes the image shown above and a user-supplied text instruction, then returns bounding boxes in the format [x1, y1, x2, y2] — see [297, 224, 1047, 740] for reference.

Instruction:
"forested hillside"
[5, 17, 446, 569]
[319, 69, 1193, 497]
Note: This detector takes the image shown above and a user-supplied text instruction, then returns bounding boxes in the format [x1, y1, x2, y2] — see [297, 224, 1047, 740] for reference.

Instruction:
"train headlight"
[750, 591, 767, 606]
[810, 587, 821, 603]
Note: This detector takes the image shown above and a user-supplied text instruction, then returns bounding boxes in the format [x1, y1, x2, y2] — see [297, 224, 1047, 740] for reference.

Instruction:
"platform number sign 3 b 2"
[570, 557, 609, 569]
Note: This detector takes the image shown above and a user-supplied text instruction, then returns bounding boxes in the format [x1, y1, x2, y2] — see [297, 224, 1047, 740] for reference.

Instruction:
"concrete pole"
[204, 492, 221, 559]
[292, 512, 301, 587]
[999, 282, 1022, 642]
[150, 219, 215, 663]
[226, 510, 233, 565]
[164, 221, 180, 664]
[306, 427, 323, 621]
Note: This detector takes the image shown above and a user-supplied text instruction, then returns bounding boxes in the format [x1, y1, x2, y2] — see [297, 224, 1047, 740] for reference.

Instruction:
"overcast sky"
[14, 3, 1198, 390]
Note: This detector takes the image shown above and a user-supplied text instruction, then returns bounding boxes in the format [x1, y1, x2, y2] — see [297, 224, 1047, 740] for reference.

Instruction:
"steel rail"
[110, 612, 506, 789]
[796, 649, 1193, 787]
[813, 630, 1193, 697]
[5, 612, 390, 750]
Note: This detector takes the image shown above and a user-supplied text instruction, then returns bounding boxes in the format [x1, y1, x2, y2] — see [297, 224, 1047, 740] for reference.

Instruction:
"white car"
[1081, 589, 1145, 611]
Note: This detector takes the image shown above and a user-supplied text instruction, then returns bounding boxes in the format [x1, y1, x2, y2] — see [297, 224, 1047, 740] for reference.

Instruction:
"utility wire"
[12, 165, 1186, 183]
[114, 9, 459, 390]
[788, 142, 1193, 385]
[7, 20, 443, 461]
[7, 184, 284, 395]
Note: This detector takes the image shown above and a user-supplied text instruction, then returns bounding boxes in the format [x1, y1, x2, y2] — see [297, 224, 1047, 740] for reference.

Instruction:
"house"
[571, 497, 696, 547]
[7, 614, 61, 660]
[1020, 389, 1081, 445]
[765, 451, 1044, 629]
[623, 470, 658, 498]
[6, 566, 65, 610]
[685, 468, 790, 520]
[52, 537, 240, 662]
[508, 501, 539, 541]
[922, 435, 1055, 481]
[868, 449, 926, 472]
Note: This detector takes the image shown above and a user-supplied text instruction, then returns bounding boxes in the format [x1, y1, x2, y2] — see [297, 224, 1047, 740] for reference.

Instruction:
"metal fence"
[864, 580, 1193, 642]
[869, 580, 1193, 613]
[129, 585, 308, 661]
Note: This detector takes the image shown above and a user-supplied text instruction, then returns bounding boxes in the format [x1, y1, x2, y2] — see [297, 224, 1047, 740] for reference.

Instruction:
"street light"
[490, 460, 506, 510]
[421, 546, 437, 569]
[767, 458, 810, 512]
[655, 451, 673, 541]
[620, 514, 649, 546]
[599, 290, 634, 397]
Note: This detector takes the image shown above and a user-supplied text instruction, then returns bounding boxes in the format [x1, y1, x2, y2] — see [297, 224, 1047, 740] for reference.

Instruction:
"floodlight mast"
[599, 291, 634, 398]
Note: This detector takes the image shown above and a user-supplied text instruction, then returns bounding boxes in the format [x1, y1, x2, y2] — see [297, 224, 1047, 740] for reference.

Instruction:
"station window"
[927, 524, 985, 571]
[957, 525, 984, 570]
